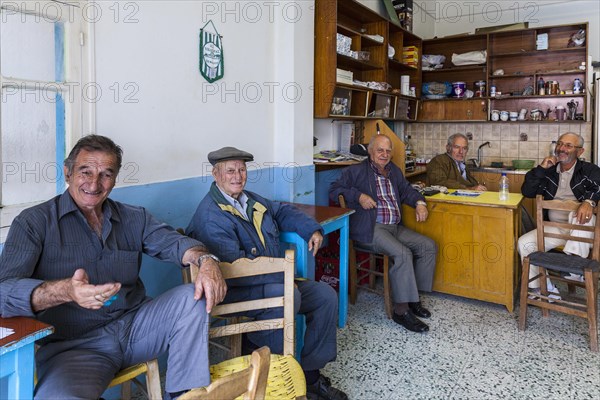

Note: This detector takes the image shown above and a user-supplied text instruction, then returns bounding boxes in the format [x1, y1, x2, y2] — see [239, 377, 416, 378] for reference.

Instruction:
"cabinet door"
[444, 99, 487, 121]
[418, 101, 444, 121]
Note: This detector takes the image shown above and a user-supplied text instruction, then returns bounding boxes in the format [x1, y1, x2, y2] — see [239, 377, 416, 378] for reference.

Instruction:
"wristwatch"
[197, 254, 220, 266]
[584, 199, 596, 207]
[416, 200, 427, 207]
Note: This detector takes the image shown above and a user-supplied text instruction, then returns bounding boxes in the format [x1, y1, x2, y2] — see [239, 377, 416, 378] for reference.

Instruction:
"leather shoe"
[306, 375, 348, 400]
[409, 302, 431, 318]
[392, 310, 429, 333]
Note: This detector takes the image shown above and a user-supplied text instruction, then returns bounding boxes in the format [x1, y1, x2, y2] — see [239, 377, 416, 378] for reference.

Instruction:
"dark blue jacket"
[521, 160, 600, 221]
[186, 183, 322, 286]
[521, 160, 600, 202]
[329, 160, 425, 243]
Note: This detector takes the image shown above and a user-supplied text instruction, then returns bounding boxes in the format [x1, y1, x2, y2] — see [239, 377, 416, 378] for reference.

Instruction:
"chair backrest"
[338, 194, 347, 208]
[178, 346, 271, 400]
[534, 195, 600, 261]
[190, 250, 296, 356]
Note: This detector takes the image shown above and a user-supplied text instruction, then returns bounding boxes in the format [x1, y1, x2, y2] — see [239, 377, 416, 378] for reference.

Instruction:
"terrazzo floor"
[322, 287, 600, 400]
[132, 283, 600, 399]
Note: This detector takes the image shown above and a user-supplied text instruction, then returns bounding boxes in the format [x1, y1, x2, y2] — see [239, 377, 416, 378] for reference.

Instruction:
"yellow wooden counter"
[403, 190, 523, 312]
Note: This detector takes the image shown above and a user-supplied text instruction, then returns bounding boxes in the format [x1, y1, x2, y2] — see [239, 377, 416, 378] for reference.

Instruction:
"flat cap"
[208, 146, 254, 166]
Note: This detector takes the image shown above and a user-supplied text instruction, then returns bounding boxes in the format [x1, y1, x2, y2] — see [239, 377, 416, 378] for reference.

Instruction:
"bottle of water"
[499, 173, 509, 201]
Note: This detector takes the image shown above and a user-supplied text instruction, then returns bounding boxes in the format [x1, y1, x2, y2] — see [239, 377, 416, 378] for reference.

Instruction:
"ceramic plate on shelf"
[388, 44, 395, 59]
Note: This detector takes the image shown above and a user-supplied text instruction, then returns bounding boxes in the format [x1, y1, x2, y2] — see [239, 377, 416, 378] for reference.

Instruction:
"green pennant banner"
[199, 20, 224, 83]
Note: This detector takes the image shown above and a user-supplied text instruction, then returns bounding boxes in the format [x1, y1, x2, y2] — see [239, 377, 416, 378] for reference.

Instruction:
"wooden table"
[280, 203, 354, 328]
[1, 317, 53, 399]
[403, 190, 523, 312]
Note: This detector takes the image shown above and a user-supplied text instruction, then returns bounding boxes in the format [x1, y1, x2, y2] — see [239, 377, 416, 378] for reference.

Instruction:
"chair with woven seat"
[190, 249, 307, 399]
[338, 195, 393, 319]
[179, 346, 271, 400]
[518, 195, 600, 352]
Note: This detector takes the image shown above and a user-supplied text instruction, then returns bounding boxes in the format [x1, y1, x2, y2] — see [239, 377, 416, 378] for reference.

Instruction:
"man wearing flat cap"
[187, 147, 348, 400]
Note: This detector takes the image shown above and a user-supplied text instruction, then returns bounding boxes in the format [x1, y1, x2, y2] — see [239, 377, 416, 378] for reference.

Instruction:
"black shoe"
[306, 375, 348, 400]
[392, 311, 429, 333]
[409, 301, 431, 318]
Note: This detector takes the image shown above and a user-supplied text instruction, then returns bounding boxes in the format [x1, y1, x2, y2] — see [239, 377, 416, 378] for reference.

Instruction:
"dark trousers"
[35, 284, 210, 399]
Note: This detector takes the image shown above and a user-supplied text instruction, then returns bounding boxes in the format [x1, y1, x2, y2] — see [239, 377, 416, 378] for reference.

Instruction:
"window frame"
[0, 0, 91, 242]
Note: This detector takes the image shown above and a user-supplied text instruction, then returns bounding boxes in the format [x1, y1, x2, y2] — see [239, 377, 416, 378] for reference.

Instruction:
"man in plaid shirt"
[330, 135, 437, 333]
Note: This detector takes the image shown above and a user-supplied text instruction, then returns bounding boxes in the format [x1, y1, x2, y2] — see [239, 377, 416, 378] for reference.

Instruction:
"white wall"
[413, 0, 599, 61]
[92, 0, 314, 187]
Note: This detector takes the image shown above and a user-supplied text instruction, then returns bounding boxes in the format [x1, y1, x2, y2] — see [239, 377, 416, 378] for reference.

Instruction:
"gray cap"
[208, 146, 254, 166]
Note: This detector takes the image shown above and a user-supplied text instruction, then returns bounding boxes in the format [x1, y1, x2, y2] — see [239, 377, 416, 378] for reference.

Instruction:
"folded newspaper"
[314, 151, 367, 163]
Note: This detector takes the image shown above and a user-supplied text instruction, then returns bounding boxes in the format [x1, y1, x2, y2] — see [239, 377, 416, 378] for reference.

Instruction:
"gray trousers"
[35, 284, 210, 399]
[362, 223, 437, 303]
[224, 280, 338, 372]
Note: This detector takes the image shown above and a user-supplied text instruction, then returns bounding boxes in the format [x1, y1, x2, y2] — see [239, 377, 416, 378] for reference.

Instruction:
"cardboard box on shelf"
[336, 68, 354, 85]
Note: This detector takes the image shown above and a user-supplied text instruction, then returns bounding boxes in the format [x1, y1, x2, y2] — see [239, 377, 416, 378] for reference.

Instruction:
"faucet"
[476, 141, 491, 167]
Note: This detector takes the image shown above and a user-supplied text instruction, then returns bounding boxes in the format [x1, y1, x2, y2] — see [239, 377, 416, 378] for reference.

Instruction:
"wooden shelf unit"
[314, 0, 421, 121]
[488, 23, 588, 120]
[416, 23, 588, 121]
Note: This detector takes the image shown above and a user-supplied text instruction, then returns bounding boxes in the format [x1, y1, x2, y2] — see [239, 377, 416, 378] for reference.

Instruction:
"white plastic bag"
[451, 50, 486, 66]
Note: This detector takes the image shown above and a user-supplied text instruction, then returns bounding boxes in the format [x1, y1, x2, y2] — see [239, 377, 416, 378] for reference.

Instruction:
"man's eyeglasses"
[555, 141, 582, 150]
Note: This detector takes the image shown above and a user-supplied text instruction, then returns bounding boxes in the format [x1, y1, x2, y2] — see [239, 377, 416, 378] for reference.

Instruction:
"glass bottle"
[537, 76, 545, 95]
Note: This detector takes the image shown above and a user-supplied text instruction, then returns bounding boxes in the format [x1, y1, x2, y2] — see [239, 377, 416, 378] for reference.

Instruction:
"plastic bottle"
[499, 173, 509, 201]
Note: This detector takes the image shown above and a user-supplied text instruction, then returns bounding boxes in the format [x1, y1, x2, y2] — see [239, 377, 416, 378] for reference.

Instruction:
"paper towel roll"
[401, 75, 410, 95]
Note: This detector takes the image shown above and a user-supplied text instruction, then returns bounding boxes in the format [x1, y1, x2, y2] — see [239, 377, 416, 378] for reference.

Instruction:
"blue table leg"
[319, 218, 348, 329]
[0, 343, 35, 399]
[337, 217, 350, 328]
[279, 213, 350, 361]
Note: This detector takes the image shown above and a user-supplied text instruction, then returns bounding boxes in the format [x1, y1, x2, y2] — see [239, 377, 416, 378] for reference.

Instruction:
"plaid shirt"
[370, 160, 401, 224]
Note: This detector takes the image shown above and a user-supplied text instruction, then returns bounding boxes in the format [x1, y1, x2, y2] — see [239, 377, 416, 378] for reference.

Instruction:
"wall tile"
[524, 124, 539, 141]
[538, 124, 560, 141]
[482, 123, 494, 140]
[518, 141, 540, 159]
[416, 122, 593, 165]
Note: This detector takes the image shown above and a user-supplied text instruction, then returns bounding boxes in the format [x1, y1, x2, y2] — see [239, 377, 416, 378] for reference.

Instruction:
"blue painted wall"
[0, 166, 315, 399]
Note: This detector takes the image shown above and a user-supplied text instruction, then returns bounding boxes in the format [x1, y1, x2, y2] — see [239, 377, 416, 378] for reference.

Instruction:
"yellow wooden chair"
[338, 194, 393, 318]
[519, 195, 600, 352]
[190, 250, 307, 399]
[34, 357, 162, 399]
[107, 360, 162, 399]
[178, 346, 270, 400]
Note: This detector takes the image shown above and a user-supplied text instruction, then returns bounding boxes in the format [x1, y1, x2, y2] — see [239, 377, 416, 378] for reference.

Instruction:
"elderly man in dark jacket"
[518, 132, 600, 295]
[187, 146, 347, 400]
[330, 135, 437, 333]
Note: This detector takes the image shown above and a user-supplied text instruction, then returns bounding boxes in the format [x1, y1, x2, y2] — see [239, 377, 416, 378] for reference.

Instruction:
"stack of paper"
[536, 33, 548, 50]
[1, 326, 15, 339]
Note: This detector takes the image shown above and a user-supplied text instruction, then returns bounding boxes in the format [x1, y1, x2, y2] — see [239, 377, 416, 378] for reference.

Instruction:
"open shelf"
[490, 47, 586, 58]
[337, 54, 383, 71]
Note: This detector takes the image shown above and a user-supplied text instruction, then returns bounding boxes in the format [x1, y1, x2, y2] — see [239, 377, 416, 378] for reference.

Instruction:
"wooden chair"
[518, 195, 600, 352]
[190, 250, 306, 399]
[35, 357, 162, 399]
[338, 195, 393, 319]
[107, 360, 162, 399]
[178, 346, 270, 400]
